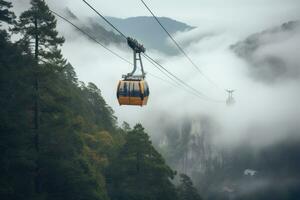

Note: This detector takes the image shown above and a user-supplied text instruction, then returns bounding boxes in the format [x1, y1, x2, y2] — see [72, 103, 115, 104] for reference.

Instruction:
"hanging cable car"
[117, 37, 149, 106]
[226, 89, 235, 106]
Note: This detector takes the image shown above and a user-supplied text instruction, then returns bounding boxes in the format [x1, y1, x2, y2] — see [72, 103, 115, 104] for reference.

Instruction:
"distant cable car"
[117, 37, 149, 106]
[226, 89, 235, 106]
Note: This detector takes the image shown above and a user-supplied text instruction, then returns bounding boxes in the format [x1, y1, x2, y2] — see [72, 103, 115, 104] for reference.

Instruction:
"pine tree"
[0, 26, 36, 200]
[177, 174, 203, 200]
[122, 121, 131, 132]
[14, 0, 64, 62]
[0, 0, 15, 25]
[0, 0, 15, 40]
[63, 62, 78, 84]
[84, 83, 117, 132]
[12, 0, 65, 195]
[108, 124, 178, 200]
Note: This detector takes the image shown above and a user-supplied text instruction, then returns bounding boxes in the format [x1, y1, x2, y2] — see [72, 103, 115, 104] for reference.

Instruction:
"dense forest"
[0, 0, 202, 200]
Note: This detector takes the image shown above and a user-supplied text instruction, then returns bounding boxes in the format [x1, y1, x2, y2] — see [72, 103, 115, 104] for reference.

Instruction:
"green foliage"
[34, 62, 119, 200]
[177, 174, 203, 200]
[108, 124, 178, 200]
[13, 0, 64, 62]
[0, 31, 36, 200]
[121, 121, 131, 132]
[0, 0, 15, 25]
[0, 31, 117, 199]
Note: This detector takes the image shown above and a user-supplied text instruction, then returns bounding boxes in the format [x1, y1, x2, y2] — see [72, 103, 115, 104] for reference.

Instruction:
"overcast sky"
[12, 0, 300, 30]
[11, 0, 300, 148]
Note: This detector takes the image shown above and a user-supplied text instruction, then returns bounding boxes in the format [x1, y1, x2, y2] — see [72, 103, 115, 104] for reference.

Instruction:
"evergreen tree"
[14, 0, 64, 62]
[177, 174, 203, 200]
[0, 29, 36, 200]
[0, 0, 15, 39]
[108, 124, 178, 200]
[12, 0, 66, 196]
[0, 0, 15, 25]
[0, 33, 116, 199]
[63, 62, 78, 84]
[31, 63, 113, 200]
[122, 121, 131, 132]
[83, 83, 117, 132]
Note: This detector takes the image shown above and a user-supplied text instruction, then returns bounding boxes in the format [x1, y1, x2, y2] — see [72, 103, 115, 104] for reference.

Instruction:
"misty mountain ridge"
[64, 8, 125, 45]
[231, 20, 300, 83]
[231, 20, 300, 57]
[156, 114, 300, 200]
[64, 8, 195, 54]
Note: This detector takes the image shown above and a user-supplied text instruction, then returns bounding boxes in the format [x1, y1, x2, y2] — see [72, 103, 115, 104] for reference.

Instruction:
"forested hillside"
[0, 0, 202, 200]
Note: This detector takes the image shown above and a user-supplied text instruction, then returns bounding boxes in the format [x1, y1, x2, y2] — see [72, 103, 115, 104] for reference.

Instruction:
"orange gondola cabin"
[117, 37, 149, 106]
[117, 79, 149, 106]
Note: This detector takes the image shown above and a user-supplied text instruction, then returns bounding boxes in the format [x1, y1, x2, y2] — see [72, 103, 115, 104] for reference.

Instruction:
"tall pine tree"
[0, 0, 15, 25]
[0, 29, 36, 200]
[13, 0, 65, 195]
[108, 124, 178, 200]
[14, 0, 64, 62]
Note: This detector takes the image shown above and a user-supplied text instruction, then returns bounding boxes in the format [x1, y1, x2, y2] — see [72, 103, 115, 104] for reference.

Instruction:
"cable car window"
[144, 82, 149, 96]
[121, 82, 128, 96]
[118, 82, 123, 96]
[131, 82, 135, 97]
[134, 81, 140, 97]
[128, 82, 132, 96]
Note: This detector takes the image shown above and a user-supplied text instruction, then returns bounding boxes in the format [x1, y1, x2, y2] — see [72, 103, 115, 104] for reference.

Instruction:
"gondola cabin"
[117, 37, 149, 106]
[117, 79, 149, 106]
[226, 89, 235, 106]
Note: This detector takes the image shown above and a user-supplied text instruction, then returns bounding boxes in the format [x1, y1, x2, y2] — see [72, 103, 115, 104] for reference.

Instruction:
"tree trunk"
[34, 16, 41, 194]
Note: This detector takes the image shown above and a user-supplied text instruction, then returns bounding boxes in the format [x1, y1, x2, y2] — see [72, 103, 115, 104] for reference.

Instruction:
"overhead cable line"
[142, 54, 212, 99]
[81, 0, 225, 102]
[49, 9, 213, 100]
[147, 72, 179, 88]
[143, 55, 182, 87]
[143, 53, 224, 102]
[82, 0, 127, 39]
[140, 0, 224, 91]
[50, 10, 131, 65]
[51, 10, 175, 87]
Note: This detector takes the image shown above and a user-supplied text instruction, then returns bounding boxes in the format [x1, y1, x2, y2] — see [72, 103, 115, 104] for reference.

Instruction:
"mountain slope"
[106, 16, 195, 54]
[231, 21, 300, 83]
[65, 8, 125, 45]
[156, 114, 300, 200]
[65, 8, 195, 54]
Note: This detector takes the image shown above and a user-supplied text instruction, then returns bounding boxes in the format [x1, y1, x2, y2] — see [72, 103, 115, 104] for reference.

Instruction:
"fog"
[11, 0, 300, 147]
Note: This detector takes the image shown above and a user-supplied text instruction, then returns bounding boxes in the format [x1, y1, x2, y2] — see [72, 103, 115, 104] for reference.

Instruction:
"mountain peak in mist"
[106, 16, 195, 54]
[65, 8, 78, 20]
[231, 20, 300, 83]
[64, 8, 195, 54]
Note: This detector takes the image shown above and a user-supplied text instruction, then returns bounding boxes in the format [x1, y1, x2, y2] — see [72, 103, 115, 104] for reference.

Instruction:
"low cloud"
[173, 26, 220, 49]
[231, 21, 300, 84]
